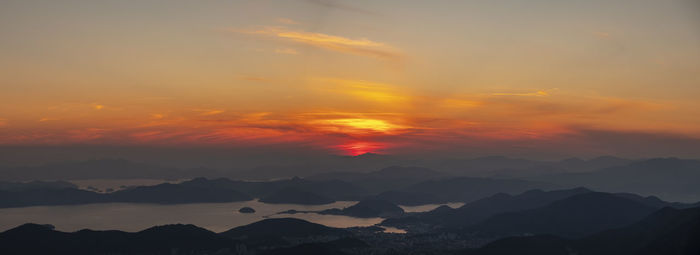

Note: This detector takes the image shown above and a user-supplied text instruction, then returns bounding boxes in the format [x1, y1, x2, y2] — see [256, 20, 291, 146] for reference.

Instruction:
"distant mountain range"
[531, 158, 700, 202]
[382, 187, 699, 235]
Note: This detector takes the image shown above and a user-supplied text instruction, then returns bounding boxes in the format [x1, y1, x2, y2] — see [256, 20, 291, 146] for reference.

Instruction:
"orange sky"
[1, 0, 699, 156]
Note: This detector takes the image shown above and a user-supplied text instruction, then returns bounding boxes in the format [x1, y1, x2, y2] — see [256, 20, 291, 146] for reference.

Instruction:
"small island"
[239, 207, 256, 213]
[277, 199, 405, 218]
[320, 199, 404, 218]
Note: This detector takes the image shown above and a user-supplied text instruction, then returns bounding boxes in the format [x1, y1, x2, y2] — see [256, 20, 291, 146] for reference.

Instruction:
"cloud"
[277, 18, 299, 25]
[304, 0, 377, 15]
[492, 90, 550, 97]
[239, 27, 402, 61]
[38, 117, 59, 122]
[0, 118, 6, 127]
[593, 31, 611, 39]
[275, 48, 299, 55]
[313, 78, 409, 104]
[237, 75, 270, 82]
[197, 110, 225, 116]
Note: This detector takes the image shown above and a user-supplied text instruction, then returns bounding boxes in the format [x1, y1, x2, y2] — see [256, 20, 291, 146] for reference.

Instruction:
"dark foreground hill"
[467, 192, 659, 238]
[0, 223, 242, 255]
[1, 205, 699, 255]
[463, 206, 700, 255]
[383, 187, 592, 228]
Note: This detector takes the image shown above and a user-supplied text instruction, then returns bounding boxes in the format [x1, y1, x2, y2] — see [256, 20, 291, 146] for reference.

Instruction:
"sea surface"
[0, 200, 462, 233]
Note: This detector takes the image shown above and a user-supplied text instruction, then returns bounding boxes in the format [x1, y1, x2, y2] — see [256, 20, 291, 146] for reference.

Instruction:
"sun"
[336, 141, 386, 156]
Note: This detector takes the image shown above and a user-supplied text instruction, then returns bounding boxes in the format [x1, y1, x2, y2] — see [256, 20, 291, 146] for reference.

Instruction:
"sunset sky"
[1, 0, 699, 157]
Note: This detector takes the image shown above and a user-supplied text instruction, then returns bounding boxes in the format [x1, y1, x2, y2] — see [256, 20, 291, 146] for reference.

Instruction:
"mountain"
[320, 199, 405, 218]
[463, 206, 700, 255]
[181, 177, 367, 201]
[468, 192, 659, 238]
[107, 183, 253, 204]
[402, 177, 559, 203]
[0, 159, 221, 181]
[261, 238, 368, 255]
[0, 188, 103, 208]
[259, 187, 335, 205]
[372, 190, 442, 206]
[0, 180, 77, 191]
[308, 166, 448, 194]
[534, 158, 700, 202]
[0, 180, 252, 208]
[0, 223, 242, 255]
[382, 187, 593, 228]
[221, 218, 350, 240]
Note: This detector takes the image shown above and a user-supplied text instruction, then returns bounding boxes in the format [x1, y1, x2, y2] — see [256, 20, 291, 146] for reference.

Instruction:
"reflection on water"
[381, 226, 408, 234]
[0, 199, 461, 233]
[400, 202, 464, 213]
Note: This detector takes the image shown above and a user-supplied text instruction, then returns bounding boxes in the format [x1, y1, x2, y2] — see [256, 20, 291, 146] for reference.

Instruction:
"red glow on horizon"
[336, 141, 386, 156]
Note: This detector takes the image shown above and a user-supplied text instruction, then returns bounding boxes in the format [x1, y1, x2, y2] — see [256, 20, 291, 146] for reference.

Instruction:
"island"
[238, 207, 255, 213]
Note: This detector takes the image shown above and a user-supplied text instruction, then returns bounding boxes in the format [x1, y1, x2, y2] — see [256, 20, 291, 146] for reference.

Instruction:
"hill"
[468, 192, 659, 238]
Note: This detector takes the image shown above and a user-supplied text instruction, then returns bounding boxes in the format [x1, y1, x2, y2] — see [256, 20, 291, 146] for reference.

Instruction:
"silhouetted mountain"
[402, 177, 558, 203]
[463, 206, 700, 255]
[0, 159, 221, 181]
[383, 187, 593, 228]
[0, 180, 252, 208]
[534, 158, 700, 202]
[181, 177, 367, 201]
[321, 199, 404, 218]
[372, 190, 442, 206]
[260, 187, 335, 205]
[261, 238, 368, 255]
[0, 188, 103, 208]
[308, 166, 448, 194]
[222, 218, 350, 239]
[107, 182, 252, 204]
[239, 207, 255, 213]
[0, 223, 242, 255]
[468, 192, 659, 238]
[0, 180, 77, 191]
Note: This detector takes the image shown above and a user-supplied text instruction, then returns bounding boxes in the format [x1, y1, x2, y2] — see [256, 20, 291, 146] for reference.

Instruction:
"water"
[0, 200, 464, 233]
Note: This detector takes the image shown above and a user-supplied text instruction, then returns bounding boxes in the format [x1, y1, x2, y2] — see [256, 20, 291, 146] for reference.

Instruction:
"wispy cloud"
[196, 109, 225, 116]
[238, 27, 402, 61]
[38, 117, 59, 122]
[593, 31, 611, 39]
[492, 90, 551, 97]
[304, 0, 377, 15]
[277, 18, 299, 25]
[237, 75, 270, 82]
[0, 118, 6, 127]
[275, 48, 299, 55]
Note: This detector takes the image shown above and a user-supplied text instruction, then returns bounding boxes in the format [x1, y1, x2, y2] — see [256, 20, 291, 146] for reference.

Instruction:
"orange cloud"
[197, 109, 225, 116]
[275, 48, 299, 55]
[239, 27, 403, 61]
[276, 18, 299, 25]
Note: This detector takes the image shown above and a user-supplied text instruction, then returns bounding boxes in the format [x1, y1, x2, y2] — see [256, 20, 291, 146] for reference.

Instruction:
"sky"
[1, 0, 699, 158]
